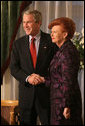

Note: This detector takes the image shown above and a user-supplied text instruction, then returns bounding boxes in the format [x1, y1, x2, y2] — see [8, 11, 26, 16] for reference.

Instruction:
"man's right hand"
[27, 73, 45, 85]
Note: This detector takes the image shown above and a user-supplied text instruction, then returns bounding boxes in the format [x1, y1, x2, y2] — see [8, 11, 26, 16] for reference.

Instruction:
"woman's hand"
[63, 107, 70, 119]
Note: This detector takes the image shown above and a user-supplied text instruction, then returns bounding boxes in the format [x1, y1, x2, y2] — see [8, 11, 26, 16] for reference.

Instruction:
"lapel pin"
[43, 46, 47, 49]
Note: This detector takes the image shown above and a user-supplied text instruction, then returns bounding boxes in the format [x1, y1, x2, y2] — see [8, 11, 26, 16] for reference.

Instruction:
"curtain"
[1, 1, 84, 123]
[1, 1, 22, 78]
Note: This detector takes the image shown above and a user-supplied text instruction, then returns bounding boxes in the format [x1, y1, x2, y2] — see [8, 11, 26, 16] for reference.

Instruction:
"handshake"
[27, 73, 45, 85]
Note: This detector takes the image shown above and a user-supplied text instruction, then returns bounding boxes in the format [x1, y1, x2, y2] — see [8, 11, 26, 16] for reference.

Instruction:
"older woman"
[43, 17, 83, 125]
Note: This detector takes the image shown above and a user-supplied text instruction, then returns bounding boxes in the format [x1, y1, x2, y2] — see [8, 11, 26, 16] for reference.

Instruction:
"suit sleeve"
[10, 41, 28, 84]
[44, 67, 51, 87]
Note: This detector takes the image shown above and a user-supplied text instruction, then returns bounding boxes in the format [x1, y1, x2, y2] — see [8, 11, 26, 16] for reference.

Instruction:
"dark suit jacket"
[10, 31, 58, 109]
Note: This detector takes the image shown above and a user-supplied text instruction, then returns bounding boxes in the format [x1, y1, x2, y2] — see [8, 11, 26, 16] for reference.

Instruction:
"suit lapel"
[36, 33, 47, 70]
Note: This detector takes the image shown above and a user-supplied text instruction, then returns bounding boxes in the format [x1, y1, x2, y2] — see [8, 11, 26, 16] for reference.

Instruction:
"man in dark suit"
[10, 10, 57, 125]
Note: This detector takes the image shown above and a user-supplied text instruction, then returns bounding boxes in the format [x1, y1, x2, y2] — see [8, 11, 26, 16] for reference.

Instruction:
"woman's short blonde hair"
[48, 17, 76, 39]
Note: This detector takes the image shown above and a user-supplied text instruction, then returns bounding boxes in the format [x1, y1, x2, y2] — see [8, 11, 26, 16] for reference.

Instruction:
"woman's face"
[51, 25, 67, 46]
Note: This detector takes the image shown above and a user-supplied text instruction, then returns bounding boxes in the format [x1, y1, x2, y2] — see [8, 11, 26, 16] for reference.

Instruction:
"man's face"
[23, 14, 40, 36]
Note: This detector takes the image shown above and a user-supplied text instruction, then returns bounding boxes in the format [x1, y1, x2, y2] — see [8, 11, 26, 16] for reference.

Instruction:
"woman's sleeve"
[61, 52, 79, 108]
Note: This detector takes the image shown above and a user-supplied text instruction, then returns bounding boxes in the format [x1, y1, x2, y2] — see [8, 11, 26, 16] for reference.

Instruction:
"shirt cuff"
[26, 75, 30, 82]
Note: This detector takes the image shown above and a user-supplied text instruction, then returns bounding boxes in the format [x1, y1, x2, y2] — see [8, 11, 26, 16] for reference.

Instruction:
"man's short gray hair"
[22, 9, 42, 24]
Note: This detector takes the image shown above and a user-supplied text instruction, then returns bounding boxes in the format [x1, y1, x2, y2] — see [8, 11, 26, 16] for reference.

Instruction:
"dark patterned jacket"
[45, 40, 82, 125]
